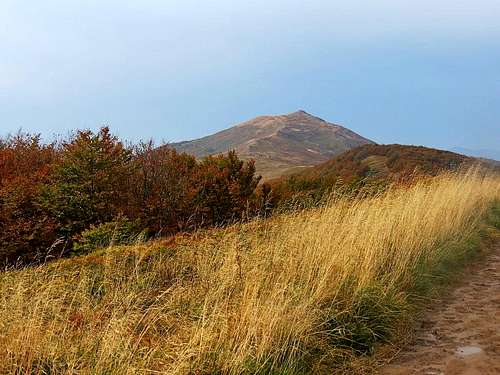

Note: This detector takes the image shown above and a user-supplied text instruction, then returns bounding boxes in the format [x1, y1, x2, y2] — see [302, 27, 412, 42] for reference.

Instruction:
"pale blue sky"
[1, 0, 499, 154]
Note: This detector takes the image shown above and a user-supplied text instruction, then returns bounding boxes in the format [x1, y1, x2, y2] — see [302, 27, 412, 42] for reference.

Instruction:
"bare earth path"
[381, 244, 500, 375]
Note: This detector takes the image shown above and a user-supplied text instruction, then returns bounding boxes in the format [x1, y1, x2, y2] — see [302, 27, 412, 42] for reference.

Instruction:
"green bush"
[324, 285, 407, 355]
[73, 217, 146, 254]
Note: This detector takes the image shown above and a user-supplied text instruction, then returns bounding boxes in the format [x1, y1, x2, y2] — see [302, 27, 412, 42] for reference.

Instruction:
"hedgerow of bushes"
[0, 128, 263, 265]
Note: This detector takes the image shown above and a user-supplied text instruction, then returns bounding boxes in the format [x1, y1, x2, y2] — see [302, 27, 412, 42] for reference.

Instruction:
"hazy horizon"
[1, 1, 499, 154]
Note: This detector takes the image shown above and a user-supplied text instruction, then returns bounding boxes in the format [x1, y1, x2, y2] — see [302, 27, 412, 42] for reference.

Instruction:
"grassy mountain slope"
[269, 144, 483, 194]
[265, 144, 487, 207]
[172, 111, 374, 180]
[300, 144, 473, 181]
[1, 172, 499, 374]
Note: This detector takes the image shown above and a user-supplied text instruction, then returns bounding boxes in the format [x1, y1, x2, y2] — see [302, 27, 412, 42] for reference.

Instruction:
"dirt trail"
[381, 245, 500, 375]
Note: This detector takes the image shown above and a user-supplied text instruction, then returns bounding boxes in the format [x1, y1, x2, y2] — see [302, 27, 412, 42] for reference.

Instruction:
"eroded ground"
[382, 245, 500, 375]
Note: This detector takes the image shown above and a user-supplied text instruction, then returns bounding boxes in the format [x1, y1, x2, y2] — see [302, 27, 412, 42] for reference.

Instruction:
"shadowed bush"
[73, 216, 147, 254]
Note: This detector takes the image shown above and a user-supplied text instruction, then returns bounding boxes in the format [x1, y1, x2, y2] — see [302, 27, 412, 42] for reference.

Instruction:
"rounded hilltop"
[171, 111, 374, 180]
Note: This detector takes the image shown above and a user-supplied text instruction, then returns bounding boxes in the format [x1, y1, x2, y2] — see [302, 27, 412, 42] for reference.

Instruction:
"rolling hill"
[172, 110, 374, 180]
[305, 144, 474, 182]
[268, 144, 486, 201]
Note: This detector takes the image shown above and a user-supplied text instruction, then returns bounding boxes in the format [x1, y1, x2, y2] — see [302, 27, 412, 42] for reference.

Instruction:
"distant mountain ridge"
[172, 110, 374, 179]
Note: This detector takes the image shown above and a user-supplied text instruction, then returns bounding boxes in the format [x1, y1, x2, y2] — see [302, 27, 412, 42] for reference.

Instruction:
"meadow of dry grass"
[1, 171, 499, 374]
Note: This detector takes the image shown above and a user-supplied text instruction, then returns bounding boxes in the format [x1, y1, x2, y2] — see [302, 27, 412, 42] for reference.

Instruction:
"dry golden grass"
[0, 170, 499, 374]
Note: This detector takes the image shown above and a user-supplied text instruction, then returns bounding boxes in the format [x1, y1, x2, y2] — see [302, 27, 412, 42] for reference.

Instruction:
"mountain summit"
[172, 111, 374, 180]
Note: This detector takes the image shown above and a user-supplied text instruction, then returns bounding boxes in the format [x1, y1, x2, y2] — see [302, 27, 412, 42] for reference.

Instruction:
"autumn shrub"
[41, 127, 133, 238]
[0, 133, 60, 265]
[193, 150, 261, 226]
[128, 142, 199, 234]
[128, 144, 262, 233]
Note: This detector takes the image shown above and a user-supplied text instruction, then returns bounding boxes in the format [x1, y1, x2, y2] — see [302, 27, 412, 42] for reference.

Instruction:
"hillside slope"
[1, 174, 498, 374]
[267, 144, 486, 203]
[307, 144, 473, 182]
[172, 110, 374, 179]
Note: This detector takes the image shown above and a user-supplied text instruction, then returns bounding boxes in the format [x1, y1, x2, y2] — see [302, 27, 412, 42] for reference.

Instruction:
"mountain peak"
[283, 110, 330, 125]
[287, 109, 314, 117]
[172, 112, 374, 180]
